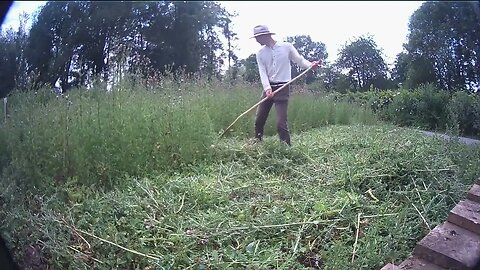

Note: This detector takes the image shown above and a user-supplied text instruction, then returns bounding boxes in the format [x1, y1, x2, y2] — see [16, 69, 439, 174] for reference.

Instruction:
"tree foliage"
[240, 54, 259, 83]
[4, 1, 480, 95]
[14, 1, 237, 92]
[391, 52, 409, 86]
[405, 1, 480, 91]
[336, 36, 389, 91]
[0, 32, 17, 98]
[0, 13, 30, 97]
[317, 64, 353, 93]
[285, 35, 328, 83]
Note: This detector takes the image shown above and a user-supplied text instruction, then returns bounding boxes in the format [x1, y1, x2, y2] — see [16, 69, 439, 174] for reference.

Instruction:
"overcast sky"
[1, 1, 45, 30]
[220, 1, 424, 66]
[1, 1, 424, 66]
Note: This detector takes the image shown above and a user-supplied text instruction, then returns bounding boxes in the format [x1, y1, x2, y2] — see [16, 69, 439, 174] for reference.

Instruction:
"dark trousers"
[254, 83, 291, 145]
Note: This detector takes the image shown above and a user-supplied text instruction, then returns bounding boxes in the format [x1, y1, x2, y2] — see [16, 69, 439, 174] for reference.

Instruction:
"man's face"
[255, 34, 270, 45]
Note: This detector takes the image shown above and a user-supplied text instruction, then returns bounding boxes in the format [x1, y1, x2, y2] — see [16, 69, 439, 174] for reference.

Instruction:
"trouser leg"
[254, 98, 274, 140]
[275, 100, 290, 146]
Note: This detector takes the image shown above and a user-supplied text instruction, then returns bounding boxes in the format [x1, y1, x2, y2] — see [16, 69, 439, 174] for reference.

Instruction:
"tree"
[392, 52, 437, 90]
[336, 35, 389, 91]
[141, 1, 233, 79]
[0, 32, 17, 97]
[392, 52, 409, 86]
[404, 54, 437, 89]
[285, 35, 327, 83]
[29, 1, 116, 88]
[317, 64, 353, 92]
[222, 11, 238, 71]
[240, 54, 259, 83]
[26, 1, 62, 88]
[0, 13, 32, 97]
[406, 1, 480, 91]
[23, 1, 238, 90]
[197, 2, 234, 79]
[224, 58, 241, 83]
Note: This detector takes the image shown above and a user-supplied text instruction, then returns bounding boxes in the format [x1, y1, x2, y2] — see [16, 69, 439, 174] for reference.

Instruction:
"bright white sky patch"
[1, 1, 46, 32]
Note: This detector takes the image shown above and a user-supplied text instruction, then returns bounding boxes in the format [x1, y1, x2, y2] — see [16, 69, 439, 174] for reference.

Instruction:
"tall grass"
[0, 76, 378, 190]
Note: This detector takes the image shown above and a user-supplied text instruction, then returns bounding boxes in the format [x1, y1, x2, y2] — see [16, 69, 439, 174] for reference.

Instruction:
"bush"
[325, 90, 398, 113]
[383, 84, 450, 130]
[447, 91, 480, 137]
[330, 84, 457, 133]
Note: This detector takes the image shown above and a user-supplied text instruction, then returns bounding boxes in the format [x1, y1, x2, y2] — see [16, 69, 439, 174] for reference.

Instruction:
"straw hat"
[251, 25, 275, 38]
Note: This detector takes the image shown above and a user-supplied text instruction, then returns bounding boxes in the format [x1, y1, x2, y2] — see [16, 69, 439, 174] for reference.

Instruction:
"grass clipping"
[1, 125, 479, 269]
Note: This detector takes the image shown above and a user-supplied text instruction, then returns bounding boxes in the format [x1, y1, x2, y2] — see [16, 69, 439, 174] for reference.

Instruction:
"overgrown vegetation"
[1, 77, 479, 269]
[0, 77, 377, 191]
[330, 84, 480, 138]
[1, 1, 479, 269]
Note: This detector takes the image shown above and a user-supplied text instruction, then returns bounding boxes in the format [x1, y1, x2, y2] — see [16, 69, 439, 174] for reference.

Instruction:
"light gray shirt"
[256, 41, 312, 91]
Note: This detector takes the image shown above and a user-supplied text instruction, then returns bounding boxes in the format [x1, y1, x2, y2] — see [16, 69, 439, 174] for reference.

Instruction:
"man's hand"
[265, 88, 273, 99]
[311, 60, 322, 69]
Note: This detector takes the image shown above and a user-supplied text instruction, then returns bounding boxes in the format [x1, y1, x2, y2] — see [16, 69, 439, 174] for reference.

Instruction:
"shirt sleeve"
[256, 52, 271, 91]
[288, 43, 312, 69]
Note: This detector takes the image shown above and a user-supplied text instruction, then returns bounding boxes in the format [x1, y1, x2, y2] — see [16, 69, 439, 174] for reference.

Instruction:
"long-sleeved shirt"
[256, 41, 312, 91]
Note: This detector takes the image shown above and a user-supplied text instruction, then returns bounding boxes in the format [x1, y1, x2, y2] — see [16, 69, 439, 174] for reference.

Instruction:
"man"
[252, 25, 320, 146]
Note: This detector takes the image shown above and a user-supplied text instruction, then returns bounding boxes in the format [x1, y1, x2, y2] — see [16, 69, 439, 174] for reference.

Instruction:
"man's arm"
[256, 52, 271, 91]
[288, 43, 312, 69]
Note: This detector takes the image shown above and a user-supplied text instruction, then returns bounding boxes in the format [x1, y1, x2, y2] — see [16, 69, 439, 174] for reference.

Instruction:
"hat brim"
[250, 32, 275, 39]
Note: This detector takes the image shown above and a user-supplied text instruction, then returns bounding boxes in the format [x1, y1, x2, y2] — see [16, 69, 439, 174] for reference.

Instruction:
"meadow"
[1, 76, 479, 269]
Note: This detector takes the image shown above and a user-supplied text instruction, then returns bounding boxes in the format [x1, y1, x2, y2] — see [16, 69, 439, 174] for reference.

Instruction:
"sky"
[1, 1, 45, 31]
[219, 1, 425, 66]
[1, 1, 425, 67]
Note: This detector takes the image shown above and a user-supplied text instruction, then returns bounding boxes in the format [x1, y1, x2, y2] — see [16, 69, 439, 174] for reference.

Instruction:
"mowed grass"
[0, 78, 479, 269]
[1, 126, 479, 269]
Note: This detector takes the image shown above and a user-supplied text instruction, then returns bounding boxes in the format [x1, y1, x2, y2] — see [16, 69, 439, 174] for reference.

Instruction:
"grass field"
[1, 79, 479, 269]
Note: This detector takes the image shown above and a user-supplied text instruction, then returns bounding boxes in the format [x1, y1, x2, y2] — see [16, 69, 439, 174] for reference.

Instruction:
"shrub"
[384, 84, 450, 130]
[447, 91, 480, 137]
[331, 84, 455, 133]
